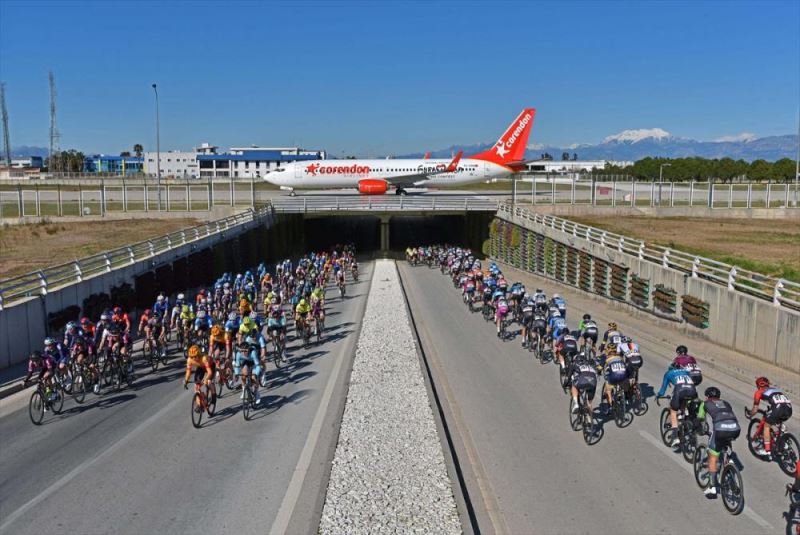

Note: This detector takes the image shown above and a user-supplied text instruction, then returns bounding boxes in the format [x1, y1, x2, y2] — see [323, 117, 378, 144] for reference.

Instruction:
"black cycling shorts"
[671, 384, 698, 411]
[709, 420, 740, 452]
[573, 373, 597, 400]
[194, 363, 215, 384]
[582, 331, 598, 344]
[766, 404, 793, 424]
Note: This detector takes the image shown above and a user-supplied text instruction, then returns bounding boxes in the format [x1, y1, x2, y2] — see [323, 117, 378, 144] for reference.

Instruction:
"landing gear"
[288, 189, 296, 197]
[395, 188, 407, 196]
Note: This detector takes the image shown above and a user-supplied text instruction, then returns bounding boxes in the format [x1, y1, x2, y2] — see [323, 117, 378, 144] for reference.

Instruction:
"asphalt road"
[0, 263, 371, 535]
[398, 261, 794, 535]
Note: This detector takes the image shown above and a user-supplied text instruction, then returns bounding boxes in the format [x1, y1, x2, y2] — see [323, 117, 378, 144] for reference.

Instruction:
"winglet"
[446, 150, 463, 172]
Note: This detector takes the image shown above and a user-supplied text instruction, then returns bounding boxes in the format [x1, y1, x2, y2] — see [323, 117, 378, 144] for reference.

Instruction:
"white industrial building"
[525, 159, 633, 174]
[197, 147, 326, 179]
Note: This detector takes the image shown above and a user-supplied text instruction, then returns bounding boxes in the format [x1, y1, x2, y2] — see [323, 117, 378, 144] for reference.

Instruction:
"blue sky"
[0, 0, 798, 156]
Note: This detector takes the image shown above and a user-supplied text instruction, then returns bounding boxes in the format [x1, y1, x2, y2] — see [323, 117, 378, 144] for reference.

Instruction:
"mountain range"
[400, 129, 799, 162]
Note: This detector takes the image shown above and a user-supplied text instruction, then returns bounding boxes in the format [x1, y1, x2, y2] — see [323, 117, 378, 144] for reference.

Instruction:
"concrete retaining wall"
[0, 213, 277, 370]
[496, 211, 800, 373]
[525, 204, 800, 219]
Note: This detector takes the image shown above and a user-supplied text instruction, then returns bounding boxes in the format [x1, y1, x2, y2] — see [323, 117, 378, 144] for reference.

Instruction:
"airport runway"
[399, 261, 793, 534]
[0, 264, 371, 535]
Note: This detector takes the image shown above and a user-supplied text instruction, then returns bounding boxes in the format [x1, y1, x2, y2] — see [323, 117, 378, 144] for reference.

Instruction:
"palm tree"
[133, 144, 143, 158]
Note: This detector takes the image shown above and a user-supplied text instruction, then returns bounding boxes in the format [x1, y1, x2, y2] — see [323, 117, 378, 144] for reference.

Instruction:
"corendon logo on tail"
[305, 163, 371, 176]
[495, 112, 532, 158]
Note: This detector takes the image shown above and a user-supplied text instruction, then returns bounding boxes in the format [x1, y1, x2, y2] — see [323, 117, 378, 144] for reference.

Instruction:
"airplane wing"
[383, 151, 463, 187]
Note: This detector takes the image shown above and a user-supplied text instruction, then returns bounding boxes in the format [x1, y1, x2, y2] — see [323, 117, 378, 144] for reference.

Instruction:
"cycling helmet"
[143, 309, 152, 316]
[44, 337, 56, 346]
[157, 294, 165, 302]
[80, 317, 91, 325]
[100, 313, 110, 321]
[187, 345, 200, 359]
[211, 325, 222, 336]
[704, 387, 721, 399]
[676, 345, 688, 356]
[113, 306, 122, 315]
[30, 350, 43, 361]
[582, 313, 591, 321]
[197, 310, 206, 319]
[228, 312, 238, 321]
[669, 361, 680, 370]
[553, 293, 561, 299]
[755, 376, 770, 388]
[177, 293, 185, 301]
[65, 321, 77, 331]
[608, 322, 618, 331]
[242, 316, 252, 326]
[623, 336, 632, 343]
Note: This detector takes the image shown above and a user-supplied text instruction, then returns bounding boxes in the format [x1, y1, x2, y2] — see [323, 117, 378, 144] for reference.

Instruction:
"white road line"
[267, 280, 366, 535]
[638, 429, 773, 531]
[0, 392, 184, 534]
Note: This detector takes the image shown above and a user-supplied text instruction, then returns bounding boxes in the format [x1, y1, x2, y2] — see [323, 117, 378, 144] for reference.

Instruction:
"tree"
[749, 159, 771, 181]
[561, 152, 570, 161]
[133, 144, 143, 158]
[572, 153, 578, 161]
[120, 151, 131, 157]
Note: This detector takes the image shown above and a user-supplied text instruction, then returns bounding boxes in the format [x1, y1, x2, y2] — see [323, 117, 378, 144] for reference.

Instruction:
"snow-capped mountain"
[400, 130, 797, 162]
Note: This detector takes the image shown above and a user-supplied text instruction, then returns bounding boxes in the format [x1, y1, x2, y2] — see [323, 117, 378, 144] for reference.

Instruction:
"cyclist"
[295, 298, 312, 335]
[224, 312, 239, 361]
[310, 293, 325, 334]
[570, 350, 598, 414]
[747, 377, 793, 457]
[111, 306, 132, 353]
[555, 326, 579, 370]
[697, 386, 740, 497]
[599, 322, 622, 354]
[657, 361, 698, 447]
[673, 345, 703, 386]
[520, 294, 537, 348]
[547, 310, 567, 347]
[494, 291, 510, 337]
[551, 293, 567, 320]
[619, 336, 643, 387]
[23, 350, 58, 404]
[533, 288, 548, 313]
[44, 336, 70, 386]
[209, 324, 227, 364]
[578, 314, 598, 350]
[267, 302, 288, 350]
[153, 293, 170, 322]
[601, 346, 629, 412]
[183, 344, 216, 399]
[237, 315, 256, 345]
[179, 305, 195, 343]
[194, 310, 212, 341]
[233, 339, 262, 405]
[144, 315, 165, 357]
[138, 309, 153, 337]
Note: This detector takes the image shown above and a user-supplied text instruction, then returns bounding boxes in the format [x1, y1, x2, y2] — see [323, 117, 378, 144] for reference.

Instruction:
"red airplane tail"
[469, 108, 535, 166]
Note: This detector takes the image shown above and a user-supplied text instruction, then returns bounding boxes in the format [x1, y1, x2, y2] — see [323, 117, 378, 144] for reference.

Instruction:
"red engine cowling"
[358, 179, 388, 195]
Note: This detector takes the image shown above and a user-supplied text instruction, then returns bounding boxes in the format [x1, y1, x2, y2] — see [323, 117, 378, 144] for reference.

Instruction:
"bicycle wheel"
[242, 384, 253, 421]
[149, 347, 159, 373]
[681, 423, 697, 463]
[746, 418, 764, 458]
[225, 367, 236, 391]
[51, 387, 64, 414]
[659, 408, 673, 447]
[559, 366, 570, 393]
[775, 433, 800, 477]
[720, 463, 745, 515]
[72, 373, 86, 404]
[191, 393, 203, 428]
[569, 396, 581, 431]
[631, 386, 648, 416]
[159, 344, 169, 366]
[206, 388, 217, 417]
[29, 390, 45, 425]
[693, 445, 710, 488]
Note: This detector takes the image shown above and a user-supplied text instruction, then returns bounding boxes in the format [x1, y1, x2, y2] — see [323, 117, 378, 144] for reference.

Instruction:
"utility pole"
[795, 108, 799, 207]
[49, 71, 60, 171]
[659, 163, 671, 205]
[0, 83, 11, 167]
[152, 84, 161, 210]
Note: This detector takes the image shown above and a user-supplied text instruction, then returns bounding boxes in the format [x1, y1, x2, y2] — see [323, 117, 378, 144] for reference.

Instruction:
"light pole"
[794, 108, 799, 207]
[152, 83, 161, 211]
[658, 163, 671, 205]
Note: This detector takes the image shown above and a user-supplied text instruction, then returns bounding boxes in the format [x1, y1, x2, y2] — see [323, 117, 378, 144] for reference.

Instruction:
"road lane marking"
[267, 267, 371, 535]
[638, 429, 773, 531]
[0, 392, 184, 534]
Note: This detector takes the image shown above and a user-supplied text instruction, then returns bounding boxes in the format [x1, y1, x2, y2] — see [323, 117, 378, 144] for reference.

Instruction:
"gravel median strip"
[319, 259, 462, 535]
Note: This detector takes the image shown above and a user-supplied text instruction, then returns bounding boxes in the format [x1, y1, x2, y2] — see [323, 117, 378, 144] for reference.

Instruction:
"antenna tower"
[49, 70, 60, 168]
[0, 83, 10, 167]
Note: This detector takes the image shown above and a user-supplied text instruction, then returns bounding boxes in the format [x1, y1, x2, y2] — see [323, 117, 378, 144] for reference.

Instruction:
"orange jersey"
[185, 354, 214, 383]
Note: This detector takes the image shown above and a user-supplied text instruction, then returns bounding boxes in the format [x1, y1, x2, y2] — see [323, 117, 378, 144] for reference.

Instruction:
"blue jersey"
[153, 300, 170, 317]
[224, 318, 239, 333]
[194, 317, 211, 331]
[549, 315, 566, 332]
[657, 368, 693, 397]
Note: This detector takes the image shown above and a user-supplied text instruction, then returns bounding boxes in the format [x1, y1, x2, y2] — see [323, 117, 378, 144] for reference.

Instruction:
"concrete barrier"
[494, 210, 800, 373]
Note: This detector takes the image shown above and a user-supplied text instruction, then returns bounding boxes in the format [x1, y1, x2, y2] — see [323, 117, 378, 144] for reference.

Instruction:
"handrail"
[270, 196, 499, 213]
[0, 204, 273, 309]
[497, 203, 800, 310]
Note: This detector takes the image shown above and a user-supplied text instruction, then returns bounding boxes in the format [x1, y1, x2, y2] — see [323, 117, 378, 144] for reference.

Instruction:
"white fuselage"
[263, 158, 513, 190]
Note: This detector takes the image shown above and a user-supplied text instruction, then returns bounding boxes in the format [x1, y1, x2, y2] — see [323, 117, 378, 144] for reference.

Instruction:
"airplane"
[264, 108, 535, 195]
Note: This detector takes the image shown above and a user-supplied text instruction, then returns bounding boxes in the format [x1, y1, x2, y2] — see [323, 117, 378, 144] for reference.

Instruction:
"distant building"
[143, 150, 200, 179]
[11, 156, 44, 169]
[197, 147, 326, 179]
[524, 159, 633, 174]
[84, 155, 144, 175]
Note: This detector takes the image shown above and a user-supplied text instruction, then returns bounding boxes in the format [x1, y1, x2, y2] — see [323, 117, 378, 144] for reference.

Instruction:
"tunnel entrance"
[301, 213, 493, 254]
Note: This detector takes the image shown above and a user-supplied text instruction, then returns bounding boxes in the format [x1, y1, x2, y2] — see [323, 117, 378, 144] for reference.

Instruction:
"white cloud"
[713, 132, 757, 143]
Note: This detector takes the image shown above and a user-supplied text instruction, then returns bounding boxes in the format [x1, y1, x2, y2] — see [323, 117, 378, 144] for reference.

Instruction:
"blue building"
[197, 147, 325, 179]
[84, 155, 144, 175]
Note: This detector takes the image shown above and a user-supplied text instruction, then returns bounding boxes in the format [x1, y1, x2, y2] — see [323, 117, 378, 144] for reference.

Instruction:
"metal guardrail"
[497, 203, 800, 310]
[0, 205, 273, 310]
[270, 196, 500, 213]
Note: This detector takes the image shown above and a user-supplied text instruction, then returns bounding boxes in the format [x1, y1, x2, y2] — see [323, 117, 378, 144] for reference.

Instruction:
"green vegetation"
[596, 156, 797, 182]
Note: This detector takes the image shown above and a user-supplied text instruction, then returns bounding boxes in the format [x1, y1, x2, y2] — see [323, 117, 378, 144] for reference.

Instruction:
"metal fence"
[497, 203, 800, 310]
[270, 196, 501, 213]
[0, 205, 274, 309]
[512, 179, 799, 209]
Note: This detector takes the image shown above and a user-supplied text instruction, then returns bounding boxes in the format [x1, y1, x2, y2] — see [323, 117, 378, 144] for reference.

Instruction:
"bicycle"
[745, 408, 800, 476]
[607, 382, 633, 428]
[569, 389, 601, 445]
[241, 372, 258, 421]
[657, 395, 696, 450]
[144, 336, 160, 373]
[190, 381, 217, 429]
[559, 351, 576, 393]
[68, 359, 88, 404]
[785, 484, 800, 535]
[693, 442, 745, 515]
[28, 379, 63, 425]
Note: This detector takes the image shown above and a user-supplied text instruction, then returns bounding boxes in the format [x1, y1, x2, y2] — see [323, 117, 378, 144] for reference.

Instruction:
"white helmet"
[197, 310, 207, 319]
[157, 294, 165, 302]
[177, 293, 185, 301]
[553, 293, 561, 299]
